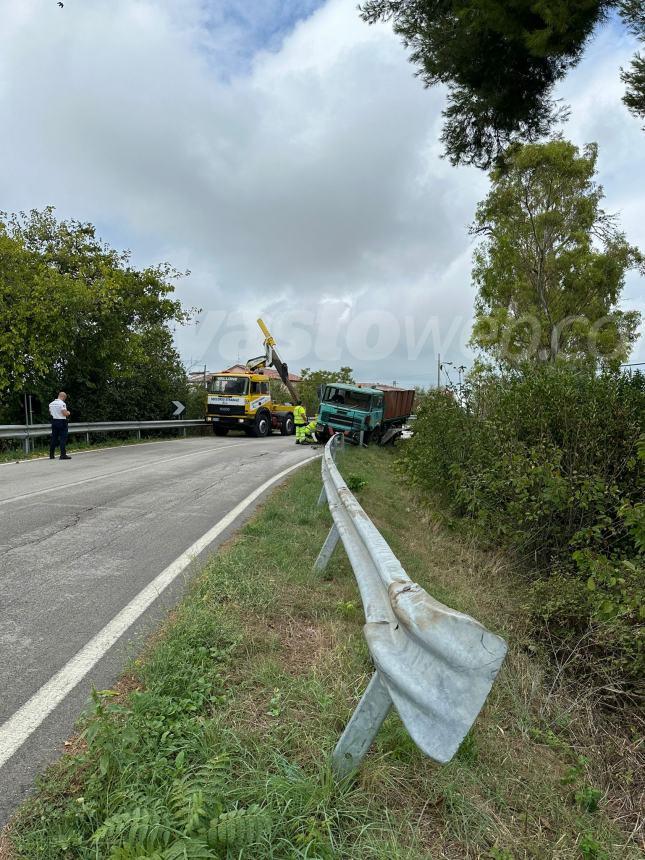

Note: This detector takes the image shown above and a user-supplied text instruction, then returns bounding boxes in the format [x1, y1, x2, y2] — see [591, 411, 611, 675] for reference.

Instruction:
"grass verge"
[5, 447, 642, 859]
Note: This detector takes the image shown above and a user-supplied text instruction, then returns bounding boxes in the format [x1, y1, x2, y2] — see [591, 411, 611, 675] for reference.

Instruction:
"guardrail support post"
[317, 486, 327, 507]
[332, 672, 392, 778]
[314, 523, 339, 572]
[136, 429, 141, 440]
[85, 432, 90, 445]
[23, 436, 30, 456]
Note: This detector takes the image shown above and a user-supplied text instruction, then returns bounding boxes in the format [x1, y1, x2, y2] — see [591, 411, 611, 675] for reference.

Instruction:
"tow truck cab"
[205, 372, 294, 437]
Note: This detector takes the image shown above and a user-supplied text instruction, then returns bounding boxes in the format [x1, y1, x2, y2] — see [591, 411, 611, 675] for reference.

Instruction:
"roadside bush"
[402, 365, 644, 693]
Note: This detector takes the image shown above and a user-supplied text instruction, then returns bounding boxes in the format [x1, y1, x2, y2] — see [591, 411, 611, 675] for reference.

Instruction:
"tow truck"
[205, 319, 300, 438]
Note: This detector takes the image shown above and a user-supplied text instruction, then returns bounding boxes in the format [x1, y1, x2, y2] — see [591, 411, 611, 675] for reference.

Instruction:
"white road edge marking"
[0, 454, 318, 770]
[0, 435, 246, 468]
[0, 443, 241, 508]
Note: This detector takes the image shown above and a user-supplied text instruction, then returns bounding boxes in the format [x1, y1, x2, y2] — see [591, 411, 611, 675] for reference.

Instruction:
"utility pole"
[437, 355, 452, 389]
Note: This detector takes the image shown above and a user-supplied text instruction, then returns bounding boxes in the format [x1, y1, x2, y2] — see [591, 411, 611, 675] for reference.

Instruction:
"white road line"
[0, 443, 241, 508]
[0, 454, 318, 770]
[0, 435, 218, 468]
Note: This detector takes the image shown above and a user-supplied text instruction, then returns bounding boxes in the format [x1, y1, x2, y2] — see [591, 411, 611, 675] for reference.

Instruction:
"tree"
[469, 140, 642, 367]
[297, 366, 355, 415]
[360, 0, 643, 168]
[0, 208, 193, 423]
[0, 230, 85, 414]
[621, 0, 645, 126]
[623, 52, 645, 125]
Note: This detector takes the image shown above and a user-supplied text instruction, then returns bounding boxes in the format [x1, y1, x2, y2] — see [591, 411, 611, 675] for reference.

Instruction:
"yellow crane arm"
[257, 318, 275, 348]
[256, 318, 300, 403]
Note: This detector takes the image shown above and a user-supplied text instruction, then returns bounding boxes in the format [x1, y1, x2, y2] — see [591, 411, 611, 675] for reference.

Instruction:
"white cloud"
[0, 0, 642, 380]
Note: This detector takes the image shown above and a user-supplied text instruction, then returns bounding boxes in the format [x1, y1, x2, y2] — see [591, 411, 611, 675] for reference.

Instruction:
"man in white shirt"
[49, 391, 71, 460]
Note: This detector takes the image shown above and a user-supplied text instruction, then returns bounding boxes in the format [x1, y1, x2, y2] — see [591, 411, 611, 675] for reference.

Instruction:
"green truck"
[315, 383, 415, 445]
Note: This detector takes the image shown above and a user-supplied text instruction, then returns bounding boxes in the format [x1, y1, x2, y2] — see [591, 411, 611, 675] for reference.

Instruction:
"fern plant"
[92, 806, 171, 854]
[207, 805, 270, 851]
[92, 756, 270, 858]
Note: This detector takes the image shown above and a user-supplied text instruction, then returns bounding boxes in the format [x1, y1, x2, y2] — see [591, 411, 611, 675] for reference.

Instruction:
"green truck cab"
[315, 383, 414, 445]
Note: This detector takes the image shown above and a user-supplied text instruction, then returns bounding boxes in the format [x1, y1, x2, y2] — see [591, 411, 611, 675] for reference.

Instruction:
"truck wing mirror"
[317, 385, 323, 399]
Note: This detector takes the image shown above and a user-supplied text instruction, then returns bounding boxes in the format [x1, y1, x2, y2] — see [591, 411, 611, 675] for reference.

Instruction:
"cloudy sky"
[1, 0, 643, 386]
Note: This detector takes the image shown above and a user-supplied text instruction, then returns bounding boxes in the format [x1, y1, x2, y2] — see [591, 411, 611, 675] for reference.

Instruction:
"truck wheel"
[251, 411, 270, 438]
[213, 425, 229, 436]
[316, 426, 330, 444]
[281, 414, 295, 436]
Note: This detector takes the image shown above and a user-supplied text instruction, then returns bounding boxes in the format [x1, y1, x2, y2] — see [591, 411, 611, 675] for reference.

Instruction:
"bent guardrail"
[0, 420, 206, 454]
[316, 432, 507, 777]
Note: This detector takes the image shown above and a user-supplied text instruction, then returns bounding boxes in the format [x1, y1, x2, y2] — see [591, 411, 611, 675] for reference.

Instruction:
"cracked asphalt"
[0, 434, 316, 826]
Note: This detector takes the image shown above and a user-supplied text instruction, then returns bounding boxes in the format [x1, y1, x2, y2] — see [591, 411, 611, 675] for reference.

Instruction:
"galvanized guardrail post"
[316, 434, 507, 778]
[332, 672, 391, 776]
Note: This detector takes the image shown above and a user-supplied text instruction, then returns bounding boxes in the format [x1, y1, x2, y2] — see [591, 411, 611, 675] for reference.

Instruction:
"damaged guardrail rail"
[316, 433, 507, 778]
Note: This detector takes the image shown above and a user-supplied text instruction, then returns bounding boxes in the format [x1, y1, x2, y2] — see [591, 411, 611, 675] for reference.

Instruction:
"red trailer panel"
[379, 387, 415, 423]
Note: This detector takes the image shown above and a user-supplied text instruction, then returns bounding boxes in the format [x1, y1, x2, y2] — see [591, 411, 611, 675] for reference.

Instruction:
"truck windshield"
[323, 386, 372, 411]
[209, 376, 248, 395]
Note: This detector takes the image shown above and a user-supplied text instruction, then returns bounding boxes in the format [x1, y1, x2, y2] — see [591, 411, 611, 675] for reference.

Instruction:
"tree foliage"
[360, 0, 643, 167]
[622, 52, 645, 126]
[401, 364, 644, 694]
[620, 0, 645, 124]
[297, 366, 355, 416]
[0, 208, 193, 423]
[469, 140, 642, 367]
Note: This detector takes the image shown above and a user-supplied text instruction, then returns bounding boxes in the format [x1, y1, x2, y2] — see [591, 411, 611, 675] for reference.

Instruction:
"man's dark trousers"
[50, 418, 69, 458]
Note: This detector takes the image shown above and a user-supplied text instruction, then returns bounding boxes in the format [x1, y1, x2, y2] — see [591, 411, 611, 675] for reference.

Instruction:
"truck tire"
[251, 410, 270, 438]
[369, 426, 382, 446]
[213, 425, 229, 436]
[280, 414, 295, 436]
[316, 426, 331, 444]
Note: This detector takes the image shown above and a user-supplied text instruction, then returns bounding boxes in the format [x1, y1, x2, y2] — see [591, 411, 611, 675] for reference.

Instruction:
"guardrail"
[0, 420, 206, 454]
[316, 433, 507, 777]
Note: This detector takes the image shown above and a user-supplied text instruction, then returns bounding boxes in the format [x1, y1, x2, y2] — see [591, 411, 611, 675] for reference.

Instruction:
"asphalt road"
[0, 434, 317, 826]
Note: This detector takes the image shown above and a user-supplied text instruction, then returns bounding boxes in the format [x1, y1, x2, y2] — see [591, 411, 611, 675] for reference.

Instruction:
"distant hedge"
[401, 365, 644, 696]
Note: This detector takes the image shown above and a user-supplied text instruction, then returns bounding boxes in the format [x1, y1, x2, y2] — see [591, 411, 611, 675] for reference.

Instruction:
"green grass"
[6, 447, 641, 859]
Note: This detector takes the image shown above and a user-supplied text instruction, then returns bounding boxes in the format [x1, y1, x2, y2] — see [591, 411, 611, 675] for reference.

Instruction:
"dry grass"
[6, 446, 642, 859]
[0, 829, 16, 860]
[363, 447, 644, 855]
[201, 440, 644, 858]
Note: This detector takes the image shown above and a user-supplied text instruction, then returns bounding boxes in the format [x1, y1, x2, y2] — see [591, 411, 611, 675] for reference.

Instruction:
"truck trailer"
[315, 383, 414, 445]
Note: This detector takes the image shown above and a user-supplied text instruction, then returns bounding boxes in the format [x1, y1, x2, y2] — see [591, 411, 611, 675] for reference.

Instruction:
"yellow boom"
[256, 318, 299, 402]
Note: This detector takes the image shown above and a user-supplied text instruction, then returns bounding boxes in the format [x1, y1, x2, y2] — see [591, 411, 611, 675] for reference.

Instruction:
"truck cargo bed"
[378, 387, 415, 423]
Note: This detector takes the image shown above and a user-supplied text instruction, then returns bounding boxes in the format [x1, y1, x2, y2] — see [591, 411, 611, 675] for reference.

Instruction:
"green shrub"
[345, 473, 367, 492]
[402, 365, 644, 692]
